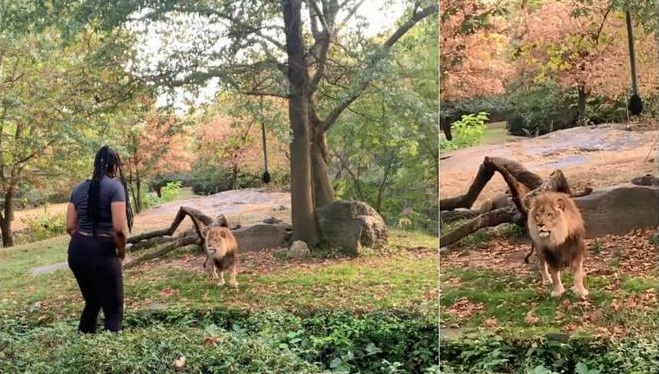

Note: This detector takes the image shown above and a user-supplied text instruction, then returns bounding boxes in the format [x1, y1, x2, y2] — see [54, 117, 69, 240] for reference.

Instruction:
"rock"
[272, 204, 289, 211]
[317, 200, 388, 256]
[263, 216, 282, 224]
[574, 184, 659, 238]
[631, 174, 659, 186]
[262, 217, 291, 230]
[288, 240, 311, 258]
[232, 223, 292, 251]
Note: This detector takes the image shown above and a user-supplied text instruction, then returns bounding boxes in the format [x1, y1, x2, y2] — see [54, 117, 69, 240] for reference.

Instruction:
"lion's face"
[205, 228, 231, 258]
[525, 192, 570, 245]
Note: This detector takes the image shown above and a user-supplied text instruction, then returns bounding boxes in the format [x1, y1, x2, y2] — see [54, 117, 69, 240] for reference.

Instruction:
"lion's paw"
[573, 287, 589, 299]
[550, 289, 565, 297]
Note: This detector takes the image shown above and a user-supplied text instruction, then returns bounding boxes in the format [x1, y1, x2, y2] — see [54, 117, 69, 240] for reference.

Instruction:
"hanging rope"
[259, 97, 271, 184]
[625, 10, 643, 116]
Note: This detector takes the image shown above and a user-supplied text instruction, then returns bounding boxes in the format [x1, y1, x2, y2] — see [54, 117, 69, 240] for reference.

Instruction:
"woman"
[66, 145, 133, 333]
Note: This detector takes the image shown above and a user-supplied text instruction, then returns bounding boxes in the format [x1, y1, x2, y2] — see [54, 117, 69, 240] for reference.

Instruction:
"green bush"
[0, 323, 322, 374]
[506, 83, 577, 136]
[440, 112, 489, 150]
[17, 207, 66, 244]
[440, 333, 658, 374]
[440, 96, 513, 125]
[191, 162, 290, 195]
[159, 181, 182, 203]
[1, 308, 438, 374]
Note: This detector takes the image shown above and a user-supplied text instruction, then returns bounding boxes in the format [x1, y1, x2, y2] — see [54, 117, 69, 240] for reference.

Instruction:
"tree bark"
[127, 206, 217, 244]
[135, 172, 143, 213]
[310, 131, 335, 208]
[1, 189, 15, 247]
[124, 234, 199, 269]
[283, 0, 320, 247]
[440, 206, 522, 247]
[577, 85, 587, 126]
[439, 157, 543, 211]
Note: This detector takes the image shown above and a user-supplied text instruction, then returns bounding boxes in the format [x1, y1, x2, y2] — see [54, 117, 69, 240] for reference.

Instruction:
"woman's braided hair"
[87, 145, 133, 236]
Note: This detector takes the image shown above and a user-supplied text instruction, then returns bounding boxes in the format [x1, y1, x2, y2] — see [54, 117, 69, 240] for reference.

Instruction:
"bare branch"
[319, 3, 438, 132]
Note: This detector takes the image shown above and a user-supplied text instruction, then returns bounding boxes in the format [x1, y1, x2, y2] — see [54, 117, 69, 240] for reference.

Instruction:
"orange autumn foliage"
[517, 0, 658, 99]
[440, 0, 513, 101]
[195, 115, 287, 174]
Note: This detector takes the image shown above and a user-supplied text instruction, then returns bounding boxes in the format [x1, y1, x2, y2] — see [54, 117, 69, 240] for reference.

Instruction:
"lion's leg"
[540, 260, 553, 286]
[571, 256, 588, 298]
[218, 271, 226, 286]
[549, 266, 565, 297]
[229, 264, 238, 289]
[535, 249, 552, 286]
[211, 261, 219, 280]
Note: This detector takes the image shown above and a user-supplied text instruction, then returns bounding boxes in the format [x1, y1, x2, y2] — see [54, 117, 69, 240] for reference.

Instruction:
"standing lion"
[524, 191, 588, 298]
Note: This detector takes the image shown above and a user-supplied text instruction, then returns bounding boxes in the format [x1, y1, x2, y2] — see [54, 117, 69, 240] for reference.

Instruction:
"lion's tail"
[524, 244, 535, 264]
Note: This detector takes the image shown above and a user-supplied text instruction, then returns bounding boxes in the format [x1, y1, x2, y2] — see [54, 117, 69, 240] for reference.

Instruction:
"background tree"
[0, 28, 139, 247]
[514, 0, 658, 125]
[330, 17, 438, 230]
[194, 94, 289, 192]
[71, 0, 438, 246]
[107, 96, 191, 213]
[440, 0, 512, 101]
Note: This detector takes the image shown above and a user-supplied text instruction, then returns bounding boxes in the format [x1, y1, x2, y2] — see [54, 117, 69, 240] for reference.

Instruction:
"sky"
[131, 0, 409, 112]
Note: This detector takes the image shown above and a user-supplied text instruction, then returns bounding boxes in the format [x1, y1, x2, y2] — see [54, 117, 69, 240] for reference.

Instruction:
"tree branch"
[319, 3, 437, 133]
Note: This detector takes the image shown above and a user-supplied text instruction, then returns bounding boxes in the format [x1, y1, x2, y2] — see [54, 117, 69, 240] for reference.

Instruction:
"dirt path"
[440, 123, 658, 205]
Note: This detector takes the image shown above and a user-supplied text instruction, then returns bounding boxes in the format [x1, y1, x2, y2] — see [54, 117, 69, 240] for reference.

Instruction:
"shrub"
[17, 207, 66, 244]
[0, 323, 322, 374]
[0, 307, 438, 374]
[159, 181, 182, 203]
[506, 82, 577, 136]
[440, 333, 658, 374]
[191, 162, 290, 195]
[440, 112, 489, 150]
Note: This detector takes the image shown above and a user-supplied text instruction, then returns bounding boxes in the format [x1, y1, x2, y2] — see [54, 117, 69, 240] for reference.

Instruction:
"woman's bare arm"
[111, 201, 129, 260]
[66, 203, 78, 236]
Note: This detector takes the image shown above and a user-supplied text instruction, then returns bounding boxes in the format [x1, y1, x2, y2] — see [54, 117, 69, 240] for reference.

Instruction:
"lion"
[203, 226, 239, 288]
[523, 191, 588, 298]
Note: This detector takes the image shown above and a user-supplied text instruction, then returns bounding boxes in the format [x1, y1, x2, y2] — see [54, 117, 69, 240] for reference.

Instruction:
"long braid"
[87, 146, 109, 237]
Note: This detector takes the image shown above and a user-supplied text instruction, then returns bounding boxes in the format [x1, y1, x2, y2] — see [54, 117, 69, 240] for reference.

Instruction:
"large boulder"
[232, 222, 292, 251]
[317, 200, 388, 256]
[574, 184, 658, 238]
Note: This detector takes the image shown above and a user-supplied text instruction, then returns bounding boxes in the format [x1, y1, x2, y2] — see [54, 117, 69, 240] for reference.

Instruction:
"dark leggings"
[68, 232, 123, 333]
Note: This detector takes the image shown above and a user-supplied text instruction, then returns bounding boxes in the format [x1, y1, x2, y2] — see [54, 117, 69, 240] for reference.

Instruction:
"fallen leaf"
[174, 356, 186, 369]
[525, 310, 539, 325]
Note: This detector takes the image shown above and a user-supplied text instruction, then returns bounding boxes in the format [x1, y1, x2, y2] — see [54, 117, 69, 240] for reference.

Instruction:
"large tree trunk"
[577, 85, 587, 126]
[135, 172, 143, 213]
[283, 0, 320, 247]
[1, 189, 14, 247]
[311, 131, 335, 208]
[231, 163, 239, 190]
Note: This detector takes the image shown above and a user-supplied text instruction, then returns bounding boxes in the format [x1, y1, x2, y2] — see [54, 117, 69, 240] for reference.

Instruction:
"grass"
[0, 229, 438, 325]
[440, 266, 657, 338]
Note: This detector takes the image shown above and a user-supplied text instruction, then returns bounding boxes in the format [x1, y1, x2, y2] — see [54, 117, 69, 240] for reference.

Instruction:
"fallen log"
[127, 207, 219, 244]
[440, 209, 481, 225]
[440, 206, 522, 247]
[439, 157, 543, 211]
[439, 157, 593, 247]
[124, 234, 200, 269]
